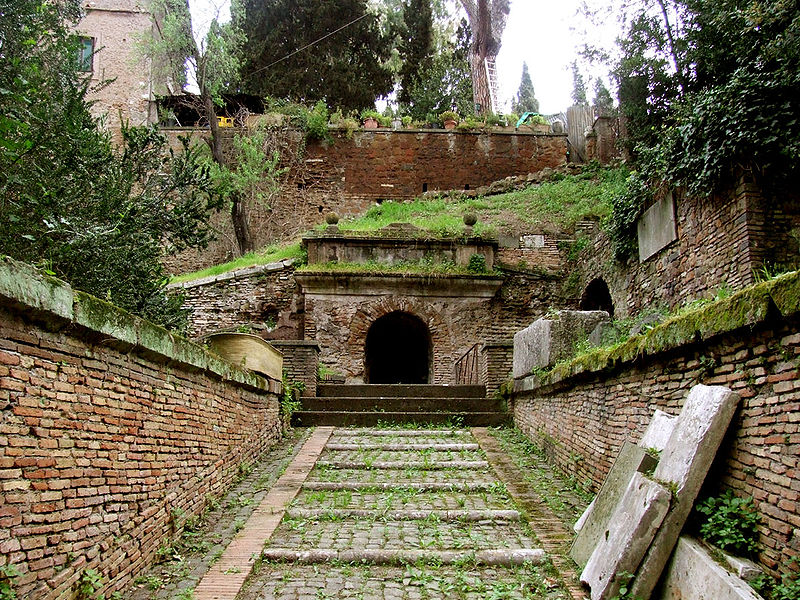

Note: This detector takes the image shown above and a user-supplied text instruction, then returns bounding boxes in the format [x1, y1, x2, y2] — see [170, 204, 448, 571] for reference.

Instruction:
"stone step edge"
[284, 509, 521, 522]
[330, 429, 471, 436]
[260, 548, 546, 567]
[325, 443, 480, 451]
[314, 460, 489, 470]
[302, 481, 500, 492]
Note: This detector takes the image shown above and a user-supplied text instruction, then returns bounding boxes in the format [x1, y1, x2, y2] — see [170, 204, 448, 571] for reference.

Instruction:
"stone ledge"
[167, 258, 296, 290]
[296, 272, 504, 298]
[0, 256, 279, 394]
[514, 271, 800, 393]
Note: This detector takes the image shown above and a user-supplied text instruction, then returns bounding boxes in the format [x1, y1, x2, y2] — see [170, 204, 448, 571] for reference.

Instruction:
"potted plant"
[361, 109, 381, 129]
[439, 110, 460, 130]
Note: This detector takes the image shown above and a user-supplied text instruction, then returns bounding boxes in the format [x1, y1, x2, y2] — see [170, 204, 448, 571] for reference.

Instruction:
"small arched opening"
[580, 278, 615, 317]
[365, 311, 432, 384]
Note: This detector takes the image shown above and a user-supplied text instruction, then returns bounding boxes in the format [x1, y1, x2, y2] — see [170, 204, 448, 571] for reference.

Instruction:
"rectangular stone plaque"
[637, 191, 677, 262]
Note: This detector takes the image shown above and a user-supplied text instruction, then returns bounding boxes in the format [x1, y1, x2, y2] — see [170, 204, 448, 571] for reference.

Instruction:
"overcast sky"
[188, 0, 621, 115]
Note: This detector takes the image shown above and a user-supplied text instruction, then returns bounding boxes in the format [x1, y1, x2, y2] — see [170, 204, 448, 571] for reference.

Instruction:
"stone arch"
[579, 277, 615, 317]
[365, 312, 431, 383]
[348, 297, 449, 383]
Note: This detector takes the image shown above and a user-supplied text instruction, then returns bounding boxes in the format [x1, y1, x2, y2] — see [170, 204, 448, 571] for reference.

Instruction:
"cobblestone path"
[130, 427, 587, 600]
[236, 427, 573, 600]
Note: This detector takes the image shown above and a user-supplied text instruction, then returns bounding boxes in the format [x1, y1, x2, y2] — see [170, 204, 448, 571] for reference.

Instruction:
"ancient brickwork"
[173, 262, 302, 340]
[272, 341, 319, 397]
[166, 129, 567, 274]
[0, 261, 283, 599]
[513, 317, 800, 577]
[480, 343, 514, 397]
[577, 179, 800, 317]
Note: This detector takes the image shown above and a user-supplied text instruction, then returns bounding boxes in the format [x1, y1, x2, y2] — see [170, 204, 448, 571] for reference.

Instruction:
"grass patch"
[296, 258, 501, 277]
[169, 241, 304, 284]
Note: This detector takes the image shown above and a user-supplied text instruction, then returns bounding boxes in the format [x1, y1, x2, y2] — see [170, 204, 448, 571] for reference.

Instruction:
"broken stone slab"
[630, 384, 740, 599]
[639, 409, 678, 453]
[513, 310, 611, 377]
[284, 509, 521, 522]
[571, 442, 658, 566]
[656, 536, 764, 600]
[574, 498, 595, 533]
[581, 472, 672, 600]
[722, 552, 765, 582]
[261, 548, 546, 566]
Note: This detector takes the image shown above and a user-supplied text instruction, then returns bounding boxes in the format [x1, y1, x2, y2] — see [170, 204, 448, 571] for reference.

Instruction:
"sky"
[188, 0, 621, 116]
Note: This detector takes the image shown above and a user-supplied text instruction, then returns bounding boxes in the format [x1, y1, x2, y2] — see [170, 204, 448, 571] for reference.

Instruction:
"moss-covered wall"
[512, 272, 800, 579]
[0, 258, 283, 599]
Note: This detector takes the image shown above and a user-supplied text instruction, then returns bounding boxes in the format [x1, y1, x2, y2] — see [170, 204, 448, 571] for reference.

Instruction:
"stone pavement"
[129, 427, 588, 599]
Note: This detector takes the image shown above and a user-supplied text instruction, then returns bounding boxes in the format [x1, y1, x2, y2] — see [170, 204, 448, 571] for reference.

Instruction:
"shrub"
[695, 490, 760, 556]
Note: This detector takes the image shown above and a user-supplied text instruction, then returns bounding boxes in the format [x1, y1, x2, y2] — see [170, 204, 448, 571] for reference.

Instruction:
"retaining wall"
[512, 272, 800, 578]
[0, 259, 283, 599]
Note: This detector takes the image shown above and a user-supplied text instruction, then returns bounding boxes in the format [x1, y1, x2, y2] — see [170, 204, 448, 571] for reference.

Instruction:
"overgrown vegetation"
[695, 490, 760, 556]
[0, 0, 220, 331]
[297, 257, 500, 277]
[0, 565, 19, 600]
[169, 242, 304, 284]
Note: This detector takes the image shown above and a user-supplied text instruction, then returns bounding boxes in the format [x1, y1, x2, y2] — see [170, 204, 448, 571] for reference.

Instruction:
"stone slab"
[581, 472, 671, 600]
[639, 409, 678, 452]
[656, 536, 764, 600]
[513, 318, 552, 377]
[631, 384, 740, 598]
[638, 191, 677, 261]
[571, 442, 658, 566]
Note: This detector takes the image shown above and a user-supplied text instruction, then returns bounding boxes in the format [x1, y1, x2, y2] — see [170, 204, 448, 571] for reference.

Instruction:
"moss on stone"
[73, 291, 139, 346]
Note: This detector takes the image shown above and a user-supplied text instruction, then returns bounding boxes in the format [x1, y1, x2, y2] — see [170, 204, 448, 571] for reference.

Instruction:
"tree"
[237, 0, 394, 112]
[0, 0, 220, 329]
[571, 61, 588, 105]
[458, 0, 510, 115]
[593, 78, 615, 115]
[144, 0, 254, 254]
[399, 18, 473, 120]
[397, 0, 435, 105]
[512, 62, 539, 114]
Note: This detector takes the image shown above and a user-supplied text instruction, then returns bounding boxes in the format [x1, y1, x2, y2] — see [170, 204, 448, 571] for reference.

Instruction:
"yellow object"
[217, 116, 233, 128]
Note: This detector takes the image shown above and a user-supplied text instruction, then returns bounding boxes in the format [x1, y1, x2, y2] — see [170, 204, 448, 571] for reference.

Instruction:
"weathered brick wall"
[575, 178, 800, 318]
[172, 261, 302, 340]
[272, 341, 319, 397]
[0, 260, 283, 599]
[165, 129, 567, 274]
[512, 316, 800, 578]
[480, 343, 514, 397]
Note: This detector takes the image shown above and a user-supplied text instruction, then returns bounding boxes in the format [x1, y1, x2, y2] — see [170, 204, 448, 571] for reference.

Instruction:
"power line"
[245, 11, 371, 80]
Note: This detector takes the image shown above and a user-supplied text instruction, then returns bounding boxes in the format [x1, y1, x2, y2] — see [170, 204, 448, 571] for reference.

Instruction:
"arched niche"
[579, 277, 615, 317]
[364, 311, 432, 384]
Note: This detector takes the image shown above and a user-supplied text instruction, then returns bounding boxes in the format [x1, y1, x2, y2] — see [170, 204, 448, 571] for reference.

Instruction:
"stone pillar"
[271, 341, 320, 397]
[480, 342, 514, 397]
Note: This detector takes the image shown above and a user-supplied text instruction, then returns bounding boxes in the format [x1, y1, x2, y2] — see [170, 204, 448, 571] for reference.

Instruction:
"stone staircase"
[291, 383, 509, 426]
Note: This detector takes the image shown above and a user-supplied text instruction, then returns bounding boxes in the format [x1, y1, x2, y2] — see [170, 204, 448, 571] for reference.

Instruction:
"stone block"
[581, 472, 671, 600]
[571, 442, 658, 566]
[639, 409, 677, 453]
[656, 536, 764, 600]
[631, 384, 740, 598]
[513, 310, 611, 377]
[638, 191, 678, 262]
[0, 257, 73, 321]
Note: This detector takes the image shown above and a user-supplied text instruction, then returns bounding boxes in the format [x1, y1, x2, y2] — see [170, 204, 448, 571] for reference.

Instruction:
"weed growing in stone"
[0, 565, 19, 600]
[695, 490, 760, 556]
[76, 569, 105, 599]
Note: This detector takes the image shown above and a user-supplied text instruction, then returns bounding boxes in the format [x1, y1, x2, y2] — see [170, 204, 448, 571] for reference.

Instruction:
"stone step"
[316, 383, 486, 398]
[284, 508, 521, 521]
[300, 396, 504, 412]
[260, 548, 546, 566]
[292, 410, 509, 427]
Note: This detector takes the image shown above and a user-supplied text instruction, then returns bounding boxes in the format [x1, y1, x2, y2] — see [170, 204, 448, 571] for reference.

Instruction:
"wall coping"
[0, 257, 280, 394]
[514, 270, 800, 393]
[167, 258, 297, 290]
[295, 271, 504, 298]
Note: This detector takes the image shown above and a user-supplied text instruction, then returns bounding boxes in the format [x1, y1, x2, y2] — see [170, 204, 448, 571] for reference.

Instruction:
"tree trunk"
[204, 93, 254, 256]
[469, 52, 491, 116]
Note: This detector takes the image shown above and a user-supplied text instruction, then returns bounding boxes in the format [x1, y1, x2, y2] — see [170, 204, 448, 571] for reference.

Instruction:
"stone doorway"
[364, 311, 431, 384]
[580, 277, 615, 317]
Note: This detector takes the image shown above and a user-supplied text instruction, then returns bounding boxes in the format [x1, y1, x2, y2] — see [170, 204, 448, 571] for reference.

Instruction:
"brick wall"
[512, 286, 800, 578]
[0, 259, 283, 599]
[272, 341, 319, 398]
[575, 177, 800, 318]
[166, 128, 567, 274]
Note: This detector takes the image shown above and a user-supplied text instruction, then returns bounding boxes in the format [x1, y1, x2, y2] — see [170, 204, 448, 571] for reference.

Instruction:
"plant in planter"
[439, 110, 460, 130]
[360, 109, 381, 129]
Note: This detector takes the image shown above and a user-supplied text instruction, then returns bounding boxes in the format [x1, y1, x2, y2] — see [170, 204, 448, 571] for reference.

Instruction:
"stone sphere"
[325, 212, 340, 225]
[463, 213, 478, 227]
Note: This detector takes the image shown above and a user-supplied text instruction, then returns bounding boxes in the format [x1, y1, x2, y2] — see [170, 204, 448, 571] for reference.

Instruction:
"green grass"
[170, 165, 627, 283]
[169, 242, 304, 284]
[297, 259, 501, 277]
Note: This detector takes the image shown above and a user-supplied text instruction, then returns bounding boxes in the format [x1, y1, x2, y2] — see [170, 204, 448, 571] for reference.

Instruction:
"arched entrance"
[365, 312, 431, 384]
[580, 277, 615, 317]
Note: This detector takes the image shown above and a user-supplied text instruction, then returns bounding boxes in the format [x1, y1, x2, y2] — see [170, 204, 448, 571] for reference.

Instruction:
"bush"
[695, 490, 760, 556]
